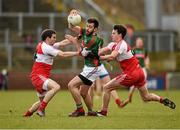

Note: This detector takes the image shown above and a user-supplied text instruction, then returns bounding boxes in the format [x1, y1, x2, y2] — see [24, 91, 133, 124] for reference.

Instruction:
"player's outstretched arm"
[53, 39, 72, 48]
[57, 50, 79, 58]
[98, 47, 110, 55]
[65, 34, 81, 52]
[100, 50, 118, 61]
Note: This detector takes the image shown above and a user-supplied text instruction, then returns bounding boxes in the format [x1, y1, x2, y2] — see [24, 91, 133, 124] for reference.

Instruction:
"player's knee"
[54, 84, 60, 91]
[103, 85, 111, 93]
[68, 82, 73, 90]
[141, 95, 150, 102]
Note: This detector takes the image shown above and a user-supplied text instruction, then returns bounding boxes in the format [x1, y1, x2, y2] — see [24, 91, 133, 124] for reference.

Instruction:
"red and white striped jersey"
[31, 41, 60, 77]
[107, 40, 139, 73]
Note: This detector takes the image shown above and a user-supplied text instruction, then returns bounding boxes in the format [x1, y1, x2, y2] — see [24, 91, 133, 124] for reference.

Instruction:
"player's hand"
[69, 9, 79, 15]
[80, 47, 91, 57]
[65, 34, 77, 43]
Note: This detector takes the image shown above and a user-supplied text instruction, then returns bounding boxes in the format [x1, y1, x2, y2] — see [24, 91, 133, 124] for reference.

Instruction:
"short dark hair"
[41, 29, 56, 41]
[113, 24, 127, 39]
[87, 18, 99, 28]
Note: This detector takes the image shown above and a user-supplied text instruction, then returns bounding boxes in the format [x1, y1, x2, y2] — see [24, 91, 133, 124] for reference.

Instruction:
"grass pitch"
[0, 90, 179, 129]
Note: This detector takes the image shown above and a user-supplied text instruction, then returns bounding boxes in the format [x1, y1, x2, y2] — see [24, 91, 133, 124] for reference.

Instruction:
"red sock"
[38, 101, 47, 111]
[115, 98, 122, 106]
[100, 110, 107, 116]
[159, 97, 163, 103]
[24, 110, 33, 117]
[77, 107, 85, 113]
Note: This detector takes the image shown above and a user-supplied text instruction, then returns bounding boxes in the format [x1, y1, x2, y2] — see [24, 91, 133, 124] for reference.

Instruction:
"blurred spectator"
[23, 34, 34, 53]
[124, 24, 136, 47]
[0, 69, 8, 91]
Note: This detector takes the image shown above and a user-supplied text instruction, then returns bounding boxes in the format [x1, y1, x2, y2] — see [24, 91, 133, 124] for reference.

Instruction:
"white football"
[68, 14, 81, 25]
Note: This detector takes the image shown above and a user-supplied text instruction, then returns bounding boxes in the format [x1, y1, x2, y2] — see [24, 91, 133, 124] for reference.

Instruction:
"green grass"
[0, 90, 179, 129]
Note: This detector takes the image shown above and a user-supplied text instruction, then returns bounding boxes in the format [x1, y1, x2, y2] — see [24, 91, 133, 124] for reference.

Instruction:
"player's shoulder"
[80, 28, 86, 35]
[96, 35, 104, 42]
[120, 40, 128, 47]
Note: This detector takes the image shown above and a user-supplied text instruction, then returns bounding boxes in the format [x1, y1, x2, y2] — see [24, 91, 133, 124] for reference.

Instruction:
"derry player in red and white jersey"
[97, 25, 176, 116]
[23, 29, 79, 117]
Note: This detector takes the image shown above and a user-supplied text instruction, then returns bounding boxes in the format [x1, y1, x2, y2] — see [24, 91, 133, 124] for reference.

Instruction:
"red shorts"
[31, 74, 48, 94]
[115, 66, 146, 88]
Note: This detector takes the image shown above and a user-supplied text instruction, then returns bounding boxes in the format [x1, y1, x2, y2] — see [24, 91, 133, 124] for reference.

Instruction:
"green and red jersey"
[80, 28, 103, 67]
[133, 48, 147, 68]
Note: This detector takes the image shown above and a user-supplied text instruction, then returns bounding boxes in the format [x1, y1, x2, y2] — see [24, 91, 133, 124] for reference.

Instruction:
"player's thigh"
[104, 78, 120, 92]
[47, 79, 60, 90]
[80, 85, 90, 95]
[68, 75, 83, 88]
[138, 85, 149, 98]
[100, 75, 111, 85]
[88, 84, 94, 95]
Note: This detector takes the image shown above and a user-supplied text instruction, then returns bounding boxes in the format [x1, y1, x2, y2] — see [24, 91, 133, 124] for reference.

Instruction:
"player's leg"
[138, 85, 161, 102]
[128, 86, 135, 103]
[23, 101, 40, 117]
[95, 77, 102, 97]
[98, 64, 123, 108]
[100, 75, 122, 108]
[80, 85, 92, 109]
[120, 86, 136, 108]
[68, 75, 86, 117]
[80, 85, 97, 116]
[124, 86, 136, 104]
[138, 85, 176, 109]
[37, 79, 60, 117]
[23, 96, 45, 117]
[125, 67, 147, 105]
[98, 78, 123, 116]
[88, 83, 94, 106]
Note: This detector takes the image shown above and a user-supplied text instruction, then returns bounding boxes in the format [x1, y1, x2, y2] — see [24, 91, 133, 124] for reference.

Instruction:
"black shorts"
[78, 74, 93, 86]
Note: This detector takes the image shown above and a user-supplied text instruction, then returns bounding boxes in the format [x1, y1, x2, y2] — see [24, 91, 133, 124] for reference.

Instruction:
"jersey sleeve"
[99, 38, 104, 48]
[107, 42, 115, 50]
[117, 42, 127, 54]
[42, 44, 60, 56]
[53, 42, 60, 49]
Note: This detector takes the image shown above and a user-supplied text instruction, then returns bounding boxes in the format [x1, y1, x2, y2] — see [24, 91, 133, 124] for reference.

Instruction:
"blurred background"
[0, 0, 180, 90]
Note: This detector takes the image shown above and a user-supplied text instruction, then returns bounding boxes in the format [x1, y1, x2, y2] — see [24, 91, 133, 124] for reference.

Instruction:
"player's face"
[111, 29, 121, 42]
[136, 38, 143, 48]
[86, 23, 95, 35]
[48, 34, 57, 45]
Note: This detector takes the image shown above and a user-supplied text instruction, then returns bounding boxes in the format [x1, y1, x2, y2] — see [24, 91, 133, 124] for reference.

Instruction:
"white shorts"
[80, 64, 109, 82]
[36, 79, 49, 98]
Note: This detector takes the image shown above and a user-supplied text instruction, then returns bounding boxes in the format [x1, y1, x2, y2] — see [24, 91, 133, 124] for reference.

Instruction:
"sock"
[24, 110, 33, 117]
[88, 108, 93, 112]
[100, 109, 107, 115]
[76, 103, 85, 112]
[101, 107, 108, 112]
[38, 101, 47, 111]
[159, 97, 163, 103]
[76, 103, 83, 109]
[115, 98, 122, 106]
